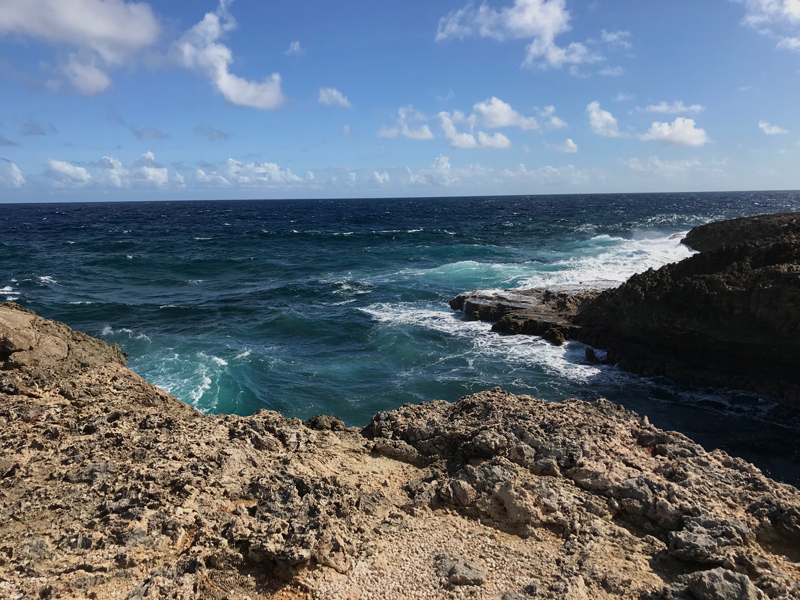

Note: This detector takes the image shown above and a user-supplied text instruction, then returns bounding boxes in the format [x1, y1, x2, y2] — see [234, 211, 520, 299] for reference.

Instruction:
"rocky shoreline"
[2, 299, 800, 599]
[452, 212, 800, 405]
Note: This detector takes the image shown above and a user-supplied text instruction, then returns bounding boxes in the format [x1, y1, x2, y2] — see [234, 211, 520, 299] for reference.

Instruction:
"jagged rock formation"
[452, 212, 800, 404]
[1, 302, 799, 599]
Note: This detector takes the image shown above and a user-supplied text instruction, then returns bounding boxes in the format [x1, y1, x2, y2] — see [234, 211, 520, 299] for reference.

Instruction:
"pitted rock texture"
[1, 303, 799, 599]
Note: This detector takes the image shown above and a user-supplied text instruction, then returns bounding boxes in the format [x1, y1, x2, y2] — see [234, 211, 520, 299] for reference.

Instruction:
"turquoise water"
[2, 193, 800, 483]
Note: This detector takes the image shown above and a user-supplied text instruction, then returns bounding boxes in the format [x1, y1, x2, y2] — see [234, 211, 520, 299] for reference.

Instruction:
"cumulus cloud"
[0, 162, 25, 188]
[477, 131, 512, 149]
[194, 158, 310, 187]
[538, 106, 567, 129]
[587, 101, 623, 137]
[173, 0, 285, 110]
[378, 106, 434, 141]
[642, 101, 705, 114]
[614, 92, 634, 102]
[285, 41, 305, 56]
[473, 97, 539, 130]
[194, 125, 230, 141]
[759, 120, 789, 134]
[45, 159, 92, 188]
[0, 0, 160, 95]
[601, 29, 632, 49]
[739, 0, 800, 51]
[41, 152, 183, 189]
[640, 118, 710, 147]
[406, 155, 493, 186]
[435, 0, 601, 69]
[550, 138, 578, 153]
[319, 87, 352, 108]
[373, 171, 390, 184]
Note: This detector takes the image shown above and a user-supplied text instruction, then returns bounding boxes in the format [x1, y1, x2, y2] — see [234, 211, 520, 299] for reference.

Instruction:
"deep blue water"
[2, 192, 800, 483]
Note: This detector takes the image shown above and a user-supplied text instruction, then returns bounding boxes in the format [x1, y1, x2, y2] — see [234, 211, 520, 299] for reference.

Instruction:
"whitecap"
[234, 349, 252, 360]
[194, 237, 212, 241]
[0, 286, 13, 293]
[188, 280, 204, 285]
[359, 303, 621, 385]
[38, 276, 57, 284]
[407, 228, 423, 233]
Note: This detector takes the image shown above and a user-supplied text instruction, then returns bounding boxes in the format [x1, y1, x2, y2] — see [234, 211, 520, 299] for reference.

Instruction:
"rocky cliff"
[1, 302, 799, 600]
[452, 212, 800, 405]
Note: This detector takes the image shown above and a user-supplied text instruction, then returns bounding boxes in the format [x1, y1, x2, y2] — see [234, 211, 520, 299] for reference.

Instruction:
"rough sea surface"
[2, 192, 800, 483]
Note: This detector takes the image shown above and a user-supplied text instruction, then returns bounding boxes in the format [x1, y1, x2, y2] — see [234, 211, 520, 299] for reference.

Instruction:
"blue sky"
[0, 0, 798, 200]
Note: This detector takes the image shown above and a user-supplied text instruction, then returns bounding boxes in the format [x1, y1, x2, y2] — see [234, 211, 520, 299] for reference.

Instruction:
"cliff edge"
[1, 302, 799, 600]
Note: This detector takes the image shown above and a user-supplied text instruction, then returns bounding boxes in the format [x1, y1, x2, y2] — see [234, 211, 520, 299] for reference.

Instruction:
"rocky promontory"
[453, 212, 800, 404]
[2, 302, 800, 599]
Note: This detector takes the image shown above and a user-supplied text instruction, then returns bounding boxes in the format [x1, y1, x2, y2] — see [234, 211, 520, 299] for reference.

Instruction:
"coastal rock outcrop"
[452, 212, 800, 404]
[576, 212, 800, 402]
[1, 302, 799, 599]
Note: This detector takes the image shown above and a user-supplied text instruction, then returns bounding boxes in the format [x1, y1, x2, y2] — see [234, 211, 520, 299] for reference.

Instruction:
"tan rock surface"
[1, 303, 798, 599]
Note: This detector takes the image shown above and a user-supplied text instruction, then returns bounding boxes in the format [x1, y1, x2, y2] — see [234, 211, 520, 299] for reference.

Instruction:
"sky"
[0, 0, 799, 201]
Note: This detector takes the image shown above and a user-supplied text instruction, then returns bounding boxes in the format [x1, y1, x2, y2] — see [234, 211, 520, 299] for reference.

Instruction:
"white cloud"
[538, 105, 567, 128]
[341, 124, 351, 137]
[598, 66, 624, 77]
[373, 171, 390, 185]
[379, 105, 434, 141]
[601, 29, 632, 49]
[285, 41, 305, 56]
[759, 120, 789, 134]
[473, 97, 539, 130]
[587, 101, 623, 137]
[640, 118, 710, 147]
[777, 35, 800, 49]
[97, 156, 128, 188]
[550, 138, 578, 153]
[62, 56, 113, 95]
[502, 163, 590, 185]
[319, 87, 352, 108]
[435, 0, 602, 69]
[173, 1, 285, 110]
[0, 162, 25, 188]
[46, 159, 92, 188]
[642, 101, 705, 115]
[440, 112, 478, 148]
[624, 156, 714, 181]
[740, 0, 800, 51]
[405, 155, 493, 186]
[478, 131, 512, 149]
[614, 92, 634, 102]
[130, 151, 169, 187]
[0, 0, 160, 95]
[194, 158, 308, 188]
[438, 112, 512, 149]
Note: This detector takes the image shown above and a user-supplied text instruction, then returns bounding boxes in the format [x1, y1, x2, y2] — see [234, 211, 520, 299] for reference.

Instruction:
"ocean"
[2, 192, 800, 483]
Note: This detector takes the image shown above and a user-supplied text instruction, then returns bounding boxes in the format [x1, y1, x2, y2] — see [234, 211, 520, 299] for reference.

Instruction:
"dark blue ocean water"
[2, 193, 800, 483]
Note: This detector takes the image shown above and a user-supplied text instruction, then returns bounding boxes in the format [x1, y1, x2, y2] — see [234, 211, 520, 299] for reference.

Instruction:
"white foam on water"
[100, 326, 151, 342]
[235, 349, 252, 360]
[194, 237, 212, 241]
[38, 276, 58, 284]
[188, 280, 204, 285]
[516, 233, 694, 290]
[127, 255, 134, 260]
[360, 303, 625, 386]
[1, 285, 18, 301]
[70, 301, 94, 305]
[407, 228, 423, 233]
